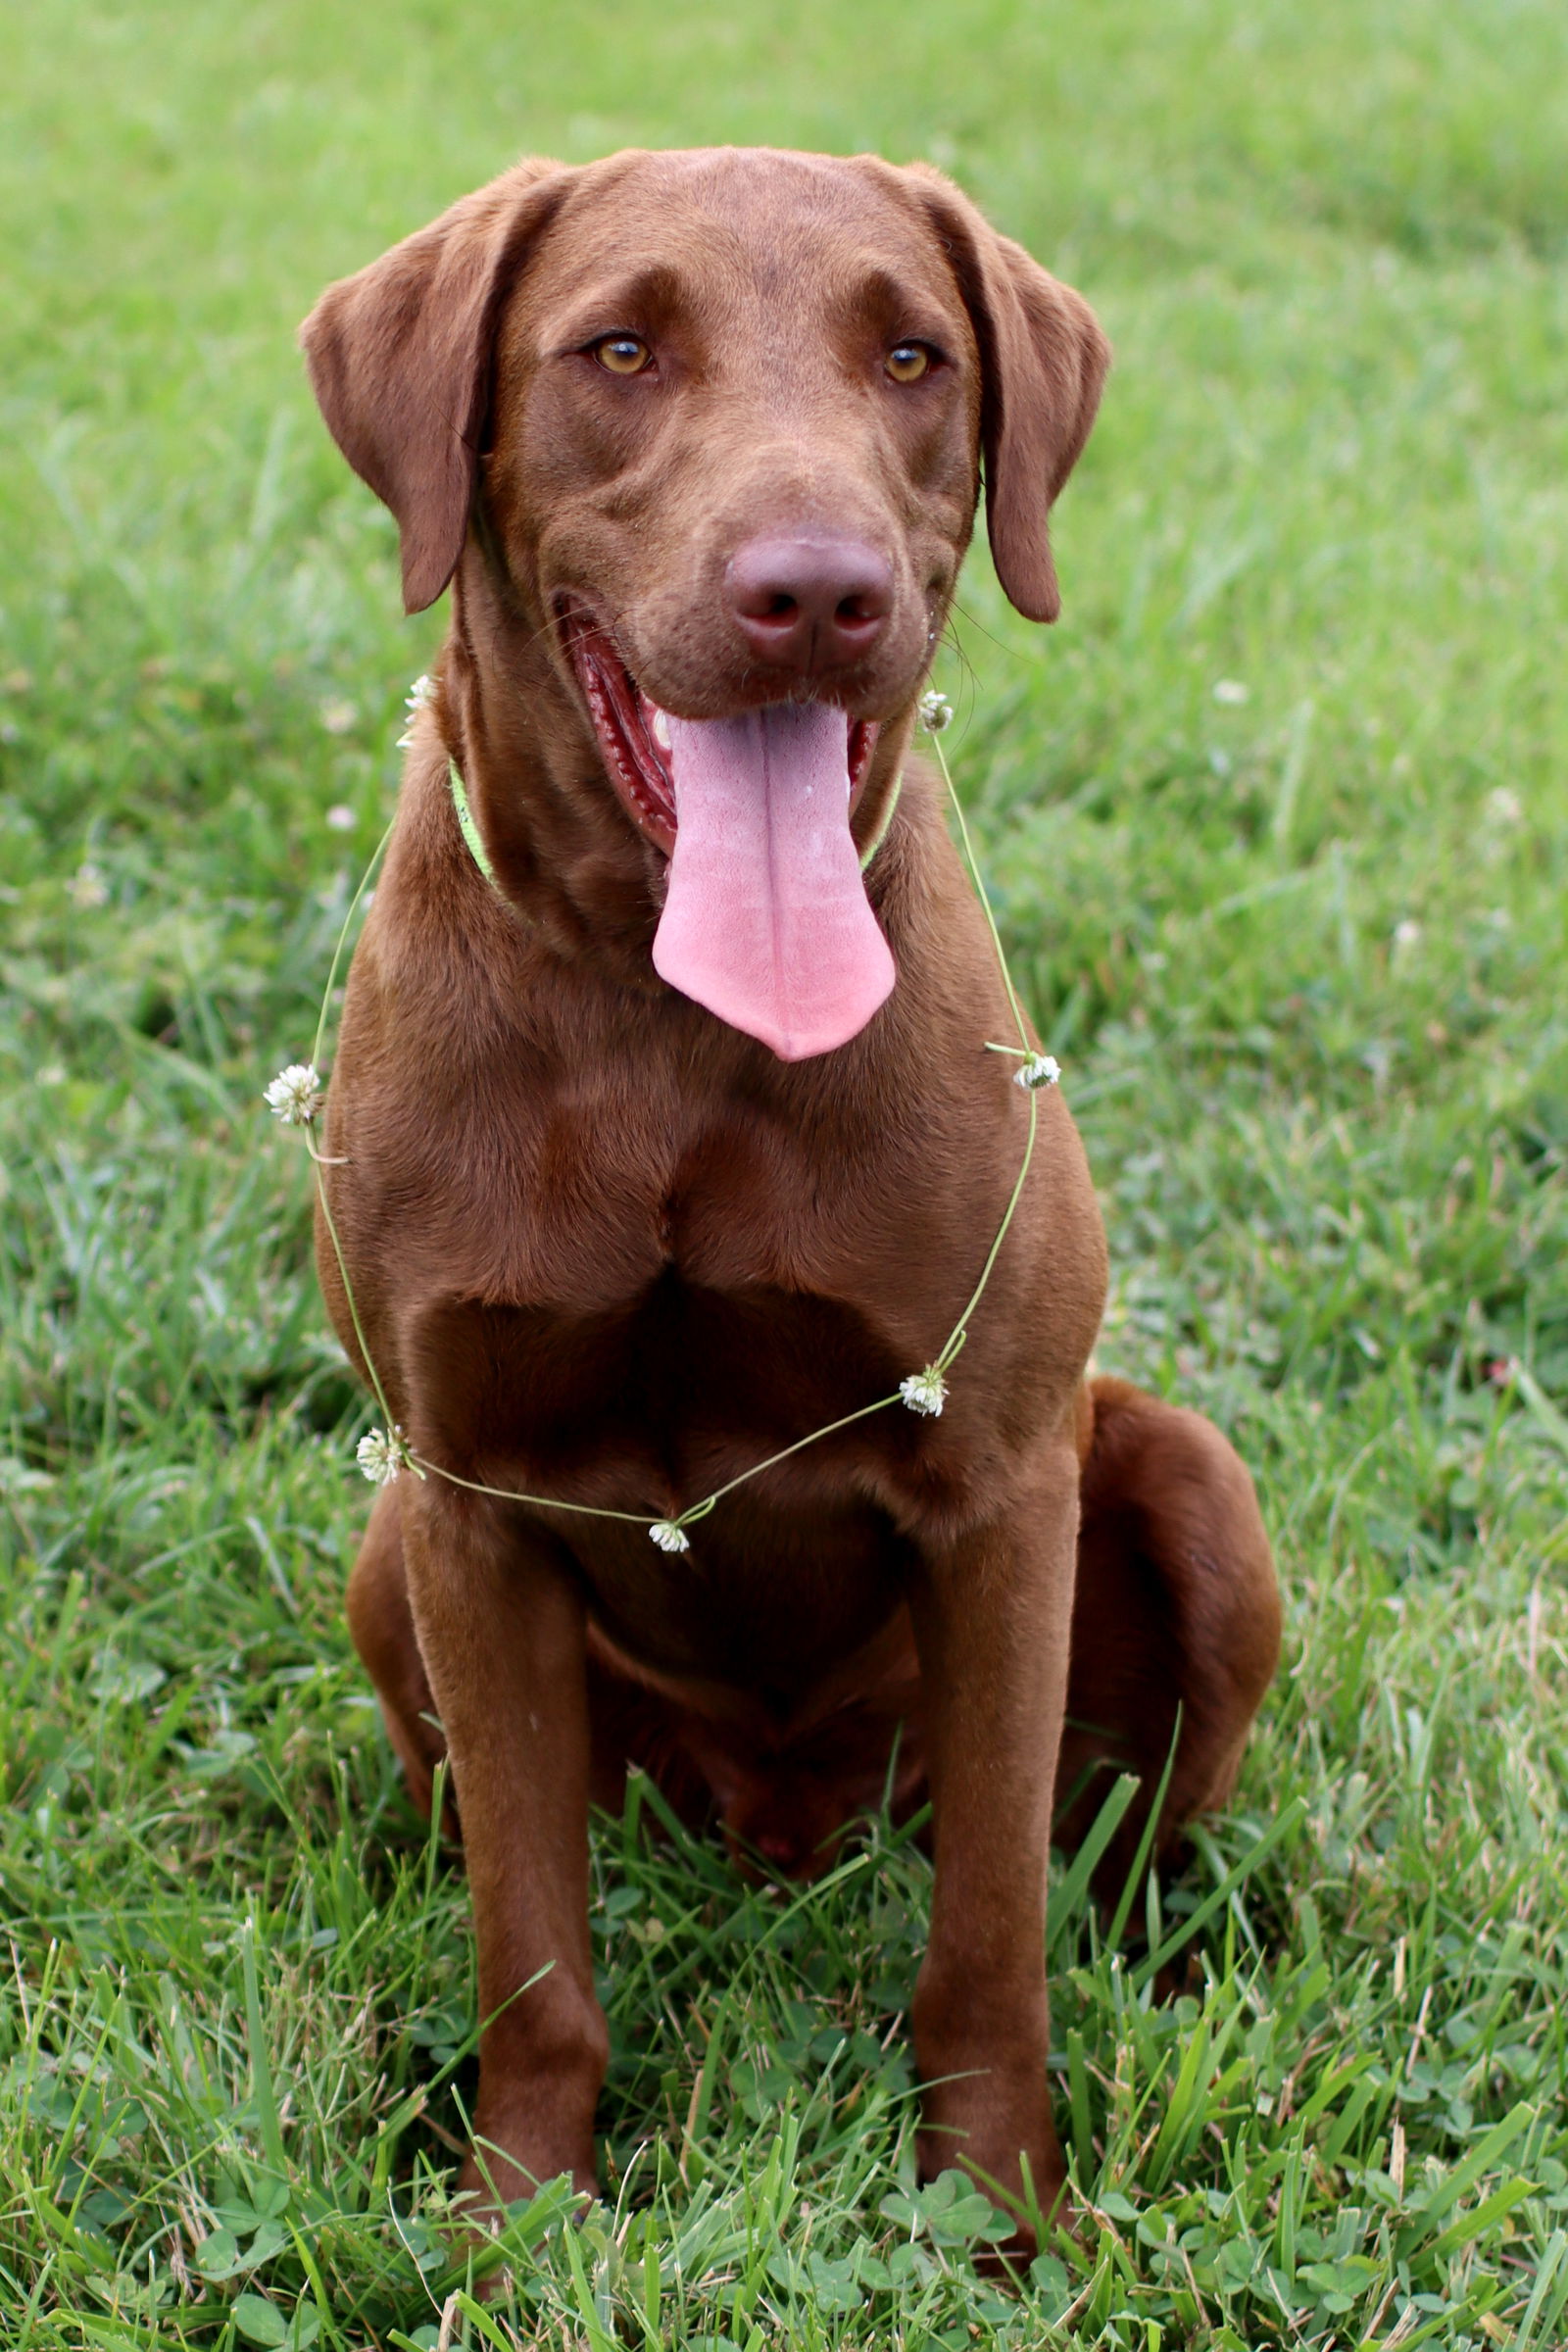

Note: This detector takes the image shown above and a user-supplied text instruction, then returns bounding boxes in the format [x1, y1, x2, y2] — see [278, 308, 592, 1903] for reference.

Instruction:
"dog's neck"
[436, 553, 673, 983]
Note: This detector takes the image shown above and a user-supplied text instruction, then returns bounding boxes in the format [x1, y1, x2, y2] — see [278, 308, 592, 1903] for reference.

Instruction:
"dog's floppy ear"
[908, 167, 1109, 623]
[300, 159, 573, 613]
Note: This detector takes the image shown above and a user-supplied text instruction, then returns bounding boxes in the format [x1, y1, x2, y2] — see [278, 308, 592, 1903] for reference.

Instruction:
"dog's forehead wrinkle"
[532, 152, 951, 320]
[597, 141, 908, 218]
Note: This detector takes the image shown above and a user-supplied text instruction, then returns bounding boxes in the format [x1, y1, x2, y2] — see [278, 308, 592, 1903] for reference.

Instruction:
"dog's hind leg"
[1054, 1377, 1282, 1908]
[345, 1486, 450, 1822]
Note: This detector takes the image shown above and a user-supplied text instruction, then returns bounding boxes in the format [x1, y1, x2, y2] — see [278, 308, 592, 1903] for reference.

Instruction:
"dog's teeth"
[650, 707, 671, 750]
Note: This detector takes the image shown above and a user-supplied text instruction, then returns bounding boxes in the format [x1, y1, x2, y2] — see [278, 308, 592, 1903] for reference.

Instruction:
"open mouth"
[556, 600, 897, 1060]
[560, 603, 878, 855]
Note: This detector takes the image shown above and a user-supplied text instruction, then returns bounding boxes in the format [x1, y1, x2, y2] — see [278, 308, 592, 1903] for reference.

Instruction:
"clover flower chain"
[264, 1062, 324, 1126]
[357, 1426, 413, 1487]
[276, 666, 1040, 1540]
[396, 672, 435, 750]
[900, 1365, 948, 1417]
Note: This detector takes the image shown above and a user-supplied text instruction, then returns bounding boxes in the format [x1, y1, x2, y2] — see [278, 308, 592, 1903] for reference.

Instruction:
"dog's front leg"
[401, 1482, 606, 2209]
[908, 1450, 1078, 2246]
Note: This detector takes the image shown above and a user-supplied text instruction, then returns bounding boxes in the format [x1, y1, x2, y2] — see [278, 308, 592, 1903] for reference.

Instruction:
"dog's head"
[301, 149, 1107, 1057]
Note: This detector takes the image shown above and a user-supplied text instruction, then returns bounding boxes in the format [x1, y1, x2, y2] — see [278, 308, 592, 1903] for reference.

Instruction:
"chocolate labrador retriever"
[299, 146, 1280, 2245]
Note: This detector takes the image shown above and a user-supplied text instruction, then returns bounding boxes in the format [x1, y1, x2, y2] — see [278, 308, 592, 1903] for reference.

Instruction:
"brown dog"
[300, 147, 1280, 2245]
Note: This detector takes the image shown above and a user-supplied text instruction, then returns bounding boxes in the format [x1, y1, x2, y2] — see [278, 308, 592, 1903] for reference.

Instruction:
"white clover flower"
[357, 1426, 411, 1486]
[918, 689, 954, 734]
[396, 672, 435, 750]
[649, 1519, 691, 1553]
[324, 804, 357, 833]
[1486, 787, 1522, 826]
[900, 1366, 948, 1417]
[1212, 679, 1249, 706]
[264, 1062, 324, 1126]
[319, 699, 357, 736]
[67, 862, 110, 909]
[1015, 1053, 1061, 1091]
[1393, 918, 1421, 952]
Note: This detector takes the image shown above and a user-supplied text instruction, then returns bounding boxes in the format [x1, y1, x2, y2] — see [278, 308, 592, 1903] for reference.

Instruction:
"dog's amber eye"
[595, 335, 652, 376]
[885, 343, 932, 384]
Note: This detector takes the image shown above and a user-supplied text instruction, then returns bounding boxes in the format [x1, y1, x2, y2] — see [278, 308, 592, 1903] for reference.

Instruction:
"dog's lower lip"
[558, 602, 879, 854]
[560, 608, 679, 853]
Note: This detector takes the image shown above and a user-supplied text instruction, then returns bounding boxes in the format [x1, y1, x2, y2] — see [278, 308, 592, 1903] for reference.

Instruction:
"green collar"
[858, 766, 904, 873]
[449, 756, 902, 892]
[448, 760, 498, 888]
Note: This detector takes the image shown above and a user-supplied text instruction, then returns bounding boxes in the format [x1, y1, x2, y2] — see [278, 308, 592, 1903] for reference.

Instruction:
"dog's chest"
[486, 1086, 911, 1326]
[441, 1214, 908, 1485]
[404, 1085, 940, 1514]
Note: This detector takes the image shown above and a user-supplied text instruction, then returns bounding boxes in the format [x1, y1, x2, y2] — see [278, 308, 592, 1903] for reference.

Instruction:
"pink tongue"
[653, 705, 896, 1060]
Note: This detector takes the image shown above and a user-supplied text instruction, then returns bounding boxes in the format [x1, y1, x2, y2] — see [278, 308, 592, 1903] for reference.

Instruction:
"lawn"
[3, 0, 1566, 2344]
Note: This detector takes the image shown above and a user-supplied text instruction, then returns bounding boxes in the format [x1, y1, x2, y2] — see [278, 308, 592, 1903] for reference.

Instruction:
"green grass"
[3, 0, 1567, 2343]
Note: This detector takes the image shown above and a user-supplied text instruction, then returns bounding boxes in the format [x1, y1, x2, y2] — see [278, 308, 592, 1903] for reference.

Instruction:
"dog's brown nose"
[727, 534, 893, 674]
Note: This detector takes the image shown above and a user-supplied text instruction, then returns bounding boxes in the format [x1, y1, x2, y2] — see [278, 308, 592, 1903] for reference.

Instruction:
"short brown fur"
[301, 146, 1281, 2247]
